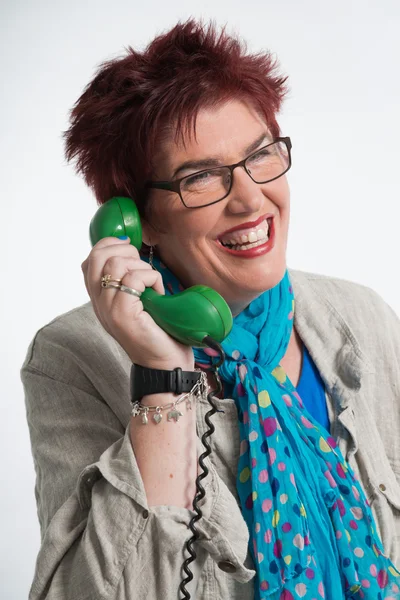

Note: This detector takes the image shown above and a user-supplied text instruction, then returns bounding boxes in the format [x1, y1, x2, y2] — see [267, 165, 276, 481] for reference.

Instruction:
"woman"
[21, 19, 400, 600]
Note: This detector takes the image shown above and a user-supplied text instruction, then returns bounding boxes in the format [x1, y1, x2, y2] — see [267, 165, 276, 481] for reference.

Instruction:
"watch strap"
[130, 364, 201, 403]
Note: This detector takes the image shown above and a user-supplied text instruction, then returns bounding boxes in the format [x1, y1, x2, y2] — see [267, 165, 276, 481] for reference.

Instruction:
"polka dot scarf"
[146, 255, 400, 599]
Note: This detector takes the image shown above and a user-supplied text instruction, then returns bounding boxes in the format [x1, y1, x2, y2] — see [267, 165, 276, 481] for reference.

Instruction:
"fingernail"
[117, 235, 129, 240]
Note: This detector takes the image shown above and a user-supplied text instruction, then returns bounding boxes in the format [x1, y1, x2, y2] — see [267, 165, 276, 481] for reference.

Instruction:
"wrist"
[130, 363, 200, 405]
[127, 355, 195, 372]
[137, 391, 186, 407]
[138, 361, 195, 372]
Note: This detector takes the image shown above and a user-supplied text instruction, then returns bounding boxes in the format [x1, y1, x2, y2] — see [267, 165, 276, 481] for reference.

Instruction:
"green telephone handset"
[89, 196, 233, 347]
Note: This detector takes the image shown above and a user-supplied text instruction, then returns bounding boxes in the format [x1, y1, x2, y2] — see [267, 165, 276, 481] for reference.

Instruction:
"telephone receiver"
[89, 196, 233, 347]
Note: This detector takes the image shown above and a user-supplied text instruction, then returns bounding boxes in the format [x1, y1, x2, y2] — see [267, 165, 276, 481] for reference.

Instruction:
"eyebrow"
[171, 132, 271, 179]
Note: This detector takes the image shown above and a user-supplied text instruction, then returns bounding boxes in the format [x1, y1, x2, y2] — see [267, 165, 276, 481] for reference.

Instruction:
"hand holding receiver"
[89, 197, 233, 347]
[81, 237, 194, 372]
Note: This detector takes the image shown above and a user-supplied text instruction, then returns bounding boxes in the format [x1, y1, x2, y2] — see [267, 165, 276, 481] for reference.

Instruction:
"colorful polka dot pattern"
[147, 256, 400, 600]
[193, 271, 400, 599]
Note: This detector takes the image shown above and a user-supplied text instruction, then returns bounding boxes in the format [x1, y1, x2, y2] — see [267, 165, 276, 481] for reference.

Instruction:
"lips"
[220, 218, 270, 247]
[217, 213, 273, 238]
[216, 217, 276, 258]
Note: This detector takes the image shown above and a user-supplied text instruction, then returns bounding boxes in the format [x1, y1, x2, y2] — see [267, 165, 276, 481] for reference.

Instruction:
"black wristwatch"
[130, 364, 201, 403]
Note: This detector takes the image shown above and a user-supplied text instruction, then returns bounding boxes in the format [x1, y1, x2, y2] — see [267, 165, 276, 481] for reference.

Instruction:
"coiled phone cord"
[178, 336, 226, 599]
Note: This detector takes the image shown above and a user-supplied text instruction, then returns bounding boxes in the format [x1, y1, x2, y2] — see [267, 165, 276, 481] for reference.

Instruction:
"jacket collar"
[289, 269, 374, 410]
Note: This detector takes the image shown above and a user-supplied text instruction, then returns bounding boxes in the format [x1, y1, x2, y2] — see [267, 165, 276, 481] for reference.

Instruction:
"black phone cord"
[178, 336, 226, 599]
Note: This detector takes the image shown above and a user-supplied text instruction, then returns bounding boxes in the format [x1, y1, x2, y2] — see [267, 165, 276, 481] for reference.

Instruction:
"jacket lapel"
[289, 269, 374, 459]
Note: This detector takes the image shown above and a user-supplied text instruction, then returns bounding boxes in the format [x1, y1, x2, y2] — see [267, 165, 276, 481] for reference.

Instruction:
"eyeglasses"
[145, 137, 292, 209]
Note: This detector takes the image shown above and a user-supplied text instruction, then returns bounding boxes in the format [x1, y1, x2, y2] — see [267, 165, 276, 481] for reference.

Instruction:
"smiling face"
[142, 99, 291, 316]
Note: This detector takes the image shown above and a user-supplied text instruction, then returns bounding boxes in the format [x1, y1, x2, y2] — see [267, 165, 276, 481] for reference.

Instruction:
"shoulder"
[289, 268, 386, 306]
[21, 301, 125, 378]
[290, 268, 398, 317]
[289, 268, 400, 356]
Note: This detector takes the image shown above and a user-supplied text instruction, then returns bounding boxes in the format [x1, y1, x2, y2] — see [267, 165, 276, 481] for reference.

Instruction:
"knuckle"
[124, 272, 145, 288]
[88, 249, 99, 263]
[94, 236, 116, 248]
[143, 263, 153, 273]
[104, 256, 121, 270]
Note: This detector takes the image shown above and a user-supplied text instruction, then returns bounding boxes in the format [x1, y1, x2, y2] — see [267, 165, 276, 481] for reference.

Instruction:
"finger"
[86, 242, 141, 296]
[92, 236, 133, 251]
[81, 236, 134, 282]
[95, 257, 153, 300]
[120, 268, 165, 297]
[110, 269, 165, 315]
[103, 256, 152, 278]
[82, 236, 132, 270]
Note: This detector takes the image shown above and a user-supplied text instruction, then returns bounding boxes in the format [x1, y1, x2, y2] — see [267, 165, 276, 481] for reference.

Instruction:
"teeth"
[219, 219, 273, 249]
[248, 231, 258, 243]
[231, 236, 269, 251]
[221, 225, 269, 247]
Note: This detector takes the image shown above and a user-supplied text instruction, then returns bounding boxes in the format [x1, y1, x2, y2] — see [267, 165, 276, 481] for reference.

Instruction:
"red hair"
[64, 19, 288, 215]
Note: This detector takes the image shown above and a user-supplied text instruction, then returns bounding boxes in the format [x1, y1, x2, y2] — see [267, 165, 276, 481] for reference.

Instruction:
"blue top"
[297, 344, 330, 432]
[217, 344, 330, 433]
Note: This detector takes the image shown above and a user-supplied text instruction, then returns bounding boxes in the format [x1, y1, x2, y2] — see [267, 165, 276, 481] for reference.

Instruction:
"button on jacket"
[20, 270, 400, 599]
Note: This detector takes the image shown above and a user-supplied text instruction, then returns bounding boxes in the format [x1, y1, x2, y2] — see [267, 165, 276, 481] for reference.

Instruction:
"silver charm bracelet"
[130, 371, 208, 425]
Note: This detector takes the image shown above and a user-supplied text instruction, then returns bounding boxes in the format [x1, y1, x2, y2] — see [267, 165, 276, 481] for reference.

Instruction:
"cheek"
[155, 209, 213, 253]
[265, 178, 290, 211]
[148, 195, 188, 235]
[164, 205, 221, 241]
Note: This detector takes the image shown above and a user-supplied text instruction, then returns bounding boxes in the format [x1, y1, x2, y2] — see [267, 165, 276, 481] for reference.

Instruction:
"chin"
[250, 258, 287, 293]
[268, 263, 287, 289]
[226, 265, 287, 313]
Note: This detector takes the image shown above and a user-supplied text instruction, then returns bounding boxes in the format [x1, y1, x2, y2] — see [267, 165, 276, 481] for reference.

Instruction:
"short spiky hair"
[64, 19, 288, 215]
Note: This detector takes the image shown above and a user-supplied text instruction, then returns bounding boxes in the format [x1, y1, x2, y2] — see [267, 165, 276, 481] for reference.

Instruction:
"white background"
[1, 0, 399, 597]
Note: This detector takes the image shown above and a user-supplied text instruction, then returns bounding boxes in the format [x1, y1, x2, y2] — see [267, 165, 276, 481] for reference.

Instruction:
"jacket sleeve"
[21, 315, 254, 600]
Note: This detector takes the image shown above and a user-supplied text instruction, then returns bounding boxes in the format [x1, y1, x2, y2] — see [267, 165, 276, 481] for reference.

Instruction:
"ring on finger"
[120, 284, 142, 298]
[102, 281, 122, 290]
[101, 274, 122, 288]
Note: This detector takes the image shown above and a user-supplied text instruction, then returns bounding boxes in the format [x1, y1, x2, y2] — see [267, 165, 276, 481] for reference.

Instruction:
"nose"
[225, 165, 264, 215]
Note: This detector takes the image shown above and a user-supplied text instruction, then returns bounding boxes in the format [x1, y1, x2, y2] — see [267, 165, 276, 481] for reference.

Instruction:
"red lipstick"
[216, 217, 275, 259]
[218, 213, 273, 237]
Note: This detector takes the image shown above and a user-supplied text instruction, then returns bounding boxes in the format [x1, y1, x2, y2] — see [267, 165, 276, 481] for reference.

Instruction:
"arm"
[21, 315, 254, 600]
[129, 388, 198, 509]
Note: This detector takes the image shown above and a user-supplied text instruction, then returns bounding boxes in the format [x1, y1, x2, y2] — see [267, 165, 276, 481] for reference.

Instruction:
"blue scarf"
[145, 255, 400, 599]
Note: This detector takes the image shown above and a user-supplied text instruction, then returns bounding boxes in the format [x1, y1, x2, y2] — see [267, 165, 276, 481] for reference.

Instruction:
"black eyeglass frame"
[144, 136, 292, 209]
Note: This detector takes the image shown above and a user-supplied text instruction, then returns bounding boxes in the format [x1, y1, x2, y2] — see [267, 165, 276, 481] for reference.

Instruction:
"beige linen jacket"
[21, 270, 400, 599]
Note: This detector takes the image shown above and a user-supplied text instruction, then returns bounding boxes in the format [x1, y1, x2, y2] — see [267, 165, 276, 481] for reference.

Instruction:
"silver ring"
[120, 284, 142, 298]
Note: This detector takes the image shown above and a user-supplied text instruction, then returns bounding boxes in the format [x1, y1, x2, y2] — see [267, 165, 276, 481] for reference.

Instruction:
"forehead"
[153, 99, 270, 175]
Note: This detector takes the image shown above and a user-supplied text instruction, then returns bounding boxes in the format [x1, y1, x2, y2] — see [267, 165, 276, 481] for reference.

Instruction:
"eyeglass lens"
[181, 140, 289, 207]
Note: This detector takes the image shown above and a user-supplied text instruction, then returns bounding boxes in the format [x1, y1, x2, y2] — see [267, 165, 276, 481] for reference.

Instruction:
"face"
[142, 99, 290, 316]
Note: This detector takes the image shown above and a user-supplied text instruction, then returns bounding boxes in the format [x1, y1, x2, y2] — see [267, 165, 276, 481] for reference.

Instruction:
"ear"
[141, 217, 161, 247]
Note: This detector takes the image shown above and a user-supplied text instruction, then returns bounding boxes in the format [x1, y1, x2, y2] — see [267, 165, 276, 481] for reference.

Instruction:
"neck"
[229, 300, 254, 318]
[226, 290, 265, 317]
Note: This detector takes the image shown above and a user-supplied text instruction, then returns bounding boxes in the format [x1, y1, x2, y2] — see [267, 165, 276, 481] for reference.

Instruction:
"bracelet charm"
[130, 371, 208, 425]
[141, 407, 149, 425]
[167, 408, 183, 422]
[153, 407, 163, 424]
